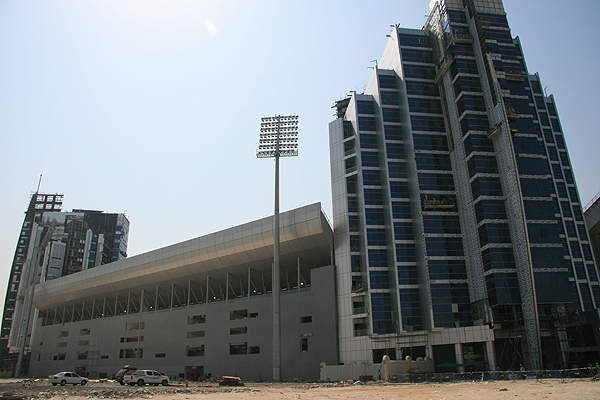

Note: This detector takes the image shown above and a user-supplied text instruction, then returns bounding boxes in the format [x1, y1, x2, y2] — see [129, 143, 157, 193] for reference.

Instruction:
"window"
[394, 222, 414, 241]
[300, 316, 312, 324]
[415, 153, 452, 171]
[408, 98, 442, 114]
[369, 271, 390, 289]
[58, 331, 69, 338]
[423, 215, 461, 234]
[428, 260, 468, 280]
[367, 228, 387, 246]
[413, 134, 448, 151]
[400, 48, 434, 64]
[123, 336, 143, 343]
[365, 209, 385, 225]
[388, 162, 407, 179]
[410, 116, 446, 132]
[77, 351, 88, 360]
[126, 322, 145, 331]
[364, 189, 383, 206]
[155, 353, 166, 358]
[230, 327, 247, 335]
[454, 76, 482, 94]
[460, 114, 489, 134]
[356, 100, 374, 115]
[56, 342, 67, 348]
[425, 237, 464, 257]
[384, 125, 402, 141]
[249, 346, 260, 354]
[187, 345, 205, 357]
[301, 338, 309, 352]
[405, 81, 439, 97]
[474, 200, 507, 222]
[79, 328, 90, 335]
[378, 74, 397, 89]
[464, 134, 494, 155]
[361, 152, 379, 167]
[78, 340, 89, 346]
[359, 134, 378, 149]
[468, 155, 498, 177]
[471, 177, 503, 198]
[418, 173, 455, 191]
[230, 310, 247, 320]
[120, 348, 142, 359]
[358, 117, 376, 131]
[383, 108, 401, 123]
[479, 223, 511, 245]
[188, 315, 206, 324]
[187, 331, 205, 338]
[386, 143, 404, 159]
[230, 342, 248, 355]
[403, 64, 436, 80]
[392, 202, 412, 219]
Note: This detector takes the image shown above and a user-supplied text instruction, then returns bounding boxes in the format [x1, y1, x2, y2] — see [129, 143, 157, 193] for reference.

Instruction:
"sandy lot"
[1, 379, 600, 400]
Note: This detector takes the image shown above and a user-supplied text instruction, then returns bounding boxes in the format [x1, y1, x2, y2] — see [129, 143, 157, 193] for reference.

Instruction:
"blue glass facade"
[329, 0, 599, 371]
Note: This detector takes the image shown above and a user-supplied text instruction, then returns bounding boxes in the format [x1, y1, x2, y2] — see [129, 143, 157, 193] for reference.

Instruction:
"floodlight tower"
[257, 114, 298, 381]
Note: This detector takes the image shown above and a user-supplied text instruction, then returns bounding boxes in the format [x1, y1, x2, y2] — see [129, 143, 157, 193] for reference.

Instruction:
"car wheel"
[137, 379, 144, 386]
[128, 382, 135, 386]
[60, 380, 66, 386]
[120, 382, 125, 386]
[52, 383, 57, 386]
[81, 380, 87, 386]
[161, 380, 168, 386]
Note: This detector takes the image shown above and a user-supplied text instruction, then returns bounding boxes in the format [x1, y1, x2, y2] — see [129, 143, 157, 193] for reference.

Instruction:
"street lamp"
[257, 114, 298, 382]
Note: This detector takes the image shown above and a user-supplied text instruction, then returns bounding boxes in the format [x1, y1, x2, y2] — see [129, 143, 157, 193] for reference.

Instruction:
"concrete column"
[486, 340, 497, 371]
[226, 273, 229, 302]
[297, 258, 301, 293]
[455, 343, 465, 373]
[170, 283, 174, 309]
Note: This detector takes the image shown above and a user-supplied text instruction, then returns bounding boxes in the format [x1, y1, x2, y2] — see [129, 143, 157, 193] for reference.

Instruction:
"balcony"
[353, 306, 367, 315]
[354, 328, 369, 337]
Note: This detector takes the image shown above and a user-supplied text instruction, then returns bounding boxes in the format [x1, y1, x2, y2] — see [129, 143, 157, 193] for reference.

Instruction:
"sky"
[0, 0, 599, 314]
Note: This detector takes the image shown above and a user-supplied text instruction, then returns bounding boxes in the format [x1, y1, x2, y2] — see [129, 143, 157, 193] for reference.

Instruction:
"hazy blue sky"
[1, 1, 599, 313]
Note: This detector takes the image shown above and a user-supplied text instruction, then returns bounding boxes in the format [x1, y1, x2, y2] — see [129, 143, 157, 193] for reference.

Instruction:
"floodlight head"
[257, 114, 299, 158]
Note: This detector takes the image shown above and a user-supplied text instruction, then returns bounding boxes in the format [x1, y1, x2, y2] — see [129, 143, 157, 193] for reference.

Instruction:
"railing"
[345, 148, 357, 156]
[354, 328, 369, 337]
[584, 190, 600, 212]
[345, 166, 358, 174]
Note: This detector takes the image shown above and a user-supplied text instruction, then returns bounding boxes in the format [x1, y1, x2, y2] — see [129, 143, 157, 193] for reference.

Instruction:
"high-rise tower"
[329, 0, 599, 371]
[0, 193, 63, 370]
[1, 194, 129, 374]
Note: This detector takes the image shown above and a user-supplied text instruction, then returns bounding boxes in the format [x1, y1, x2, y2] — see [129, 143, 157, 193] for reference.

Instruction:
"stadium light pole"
[257, 115, 298, 381]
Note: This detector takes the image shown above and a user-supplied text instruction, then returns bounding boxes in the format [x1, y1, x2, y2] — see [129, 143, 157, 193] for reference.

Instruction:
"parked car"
[48, 372, 88, 386]
[115, 365, 137, 385]
[123, 369, 169, 386]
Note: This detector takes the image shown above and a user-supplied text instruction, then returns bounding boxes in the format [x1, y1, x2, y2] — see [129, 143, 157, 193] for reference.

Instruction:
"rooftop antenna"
[36, 174, 42, 193]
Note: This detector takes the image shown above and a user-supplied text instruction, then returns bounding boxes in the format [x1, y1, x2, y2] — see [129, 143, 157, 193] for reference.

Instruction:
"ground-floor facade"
[29, 265, 337, 381]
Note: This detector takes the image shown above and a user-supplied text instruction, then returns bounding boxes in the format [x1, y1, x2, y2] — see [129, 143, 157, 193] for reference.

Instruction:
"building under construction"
[328, 0, 600, 374]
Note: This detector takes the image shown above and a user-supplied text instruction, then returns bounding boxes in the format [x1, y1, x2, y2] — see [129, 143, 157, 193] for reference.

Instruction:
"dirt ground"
[0, 378, 599, 400]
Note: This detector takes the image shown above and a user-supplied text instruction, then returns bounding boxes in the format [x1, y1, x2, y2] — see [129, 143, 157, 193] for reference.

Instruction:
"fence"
[389, 367, 597, 383]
